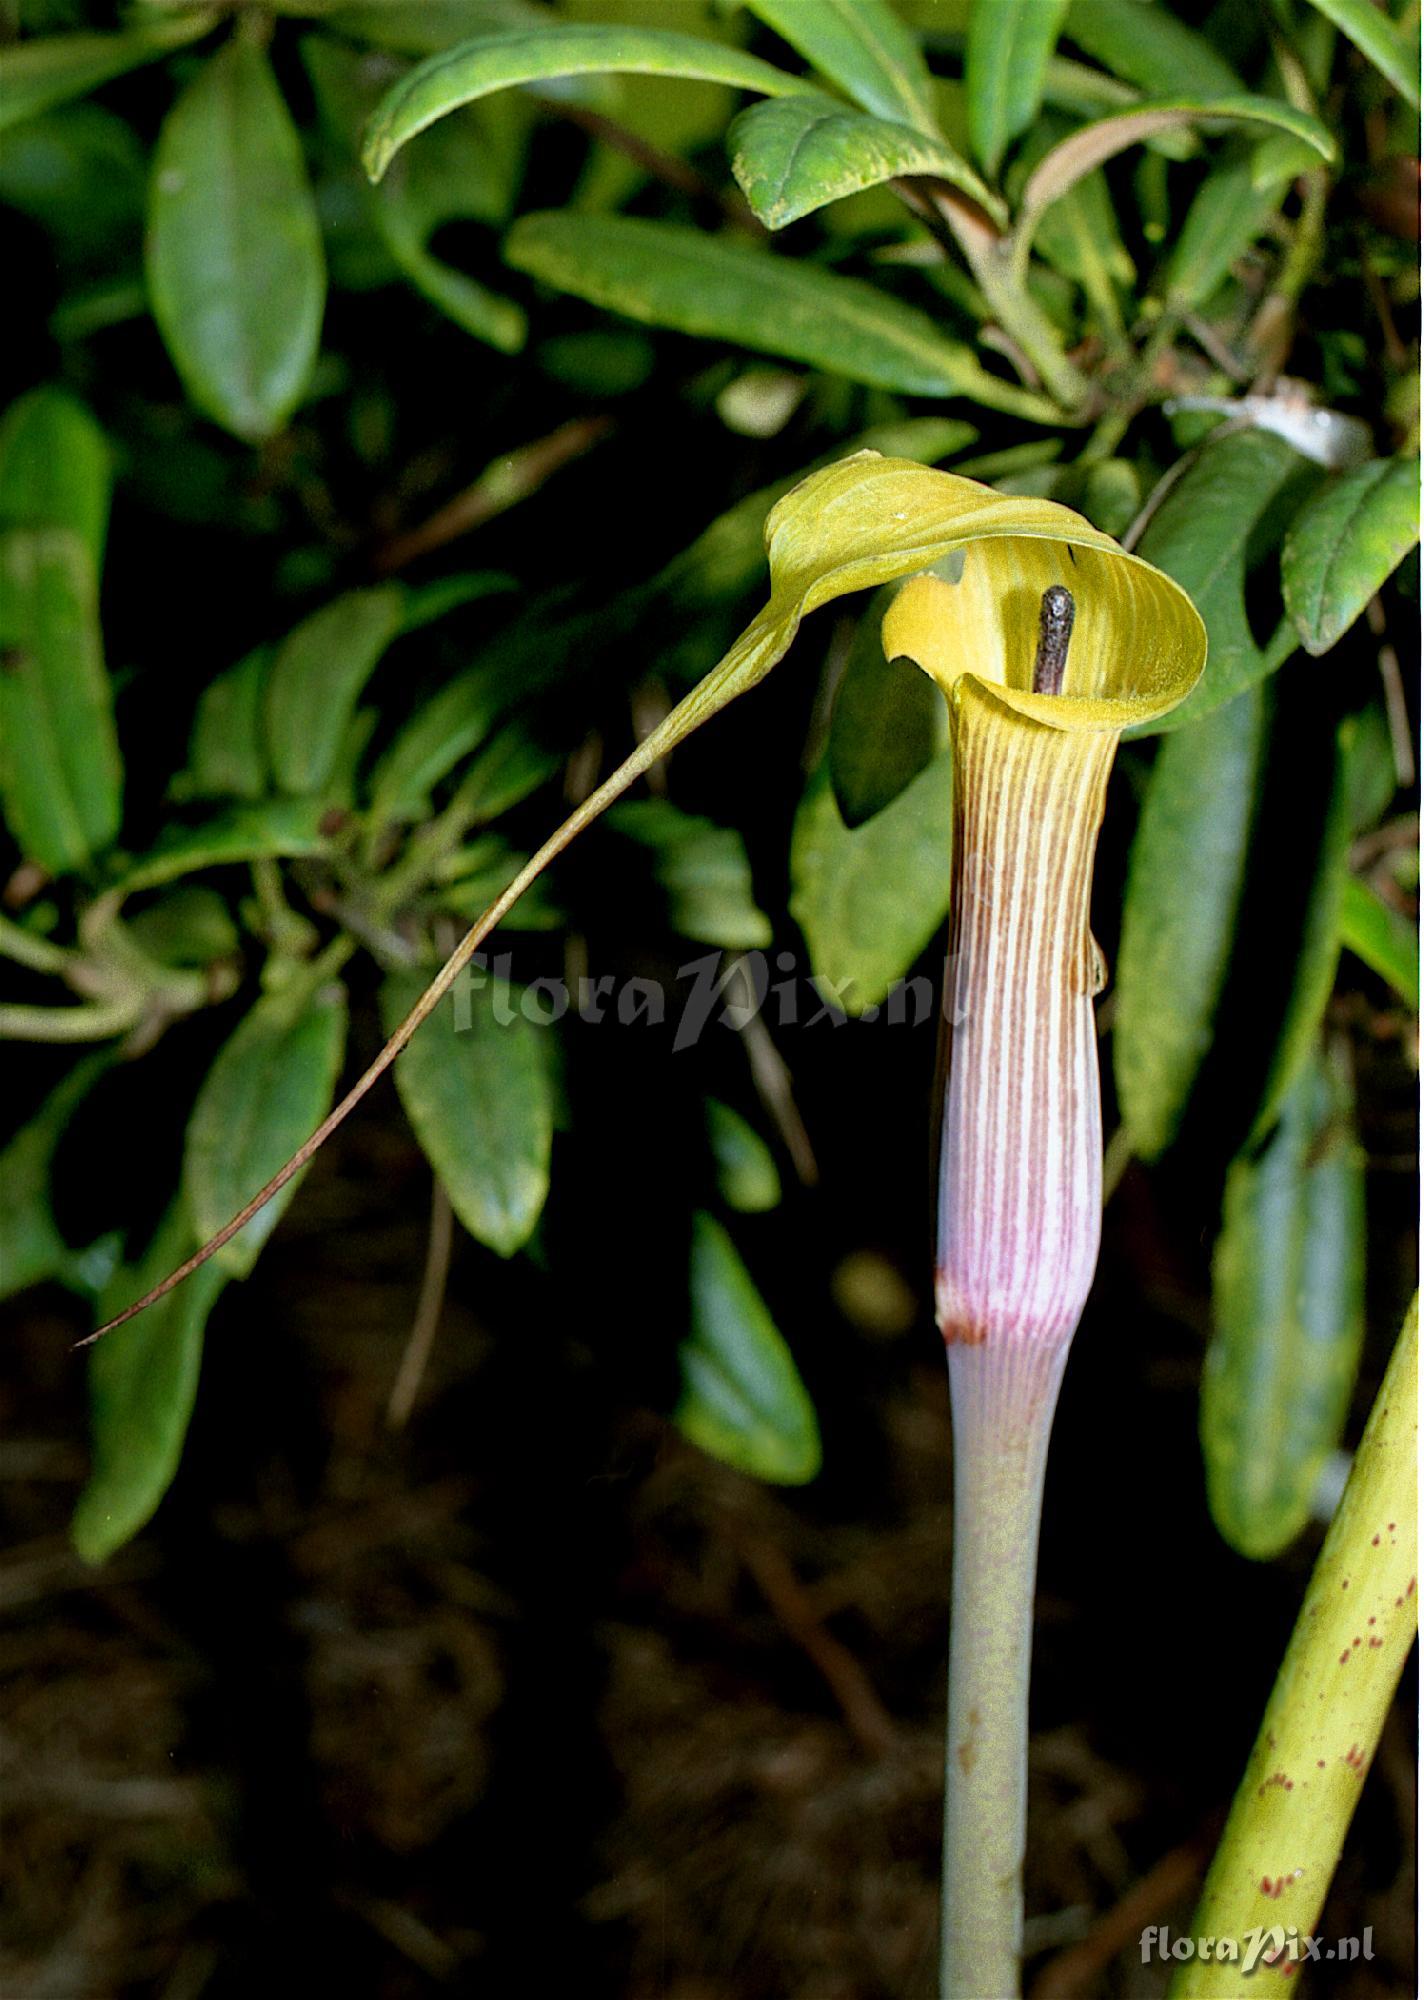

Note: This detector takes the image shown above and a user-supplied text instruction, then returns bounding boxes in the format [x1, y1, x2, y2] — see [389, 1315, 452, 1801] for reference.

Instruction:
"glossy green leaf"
[116, 798, 333, 894]
[0, 526, 122, 875]
[705, 1099, 781, 1214]
[503, 212, 1059, 416]
[1249, 733, 1351, 1144]
[71, 1200, 227, 1565]
[1281, 457, 1420, 656]
[361, 22, 808, 180]
[966, 0, 1068, 178]
[184, 979, 349, 1277]
[331, 2, 555, 58]
[0, 1053, 110, 1303]
[610, 798, 772, 950]
[1159, 149, 1291, 313]
[265, 585, 405, 795]
[1339, 875, 1420, 1010]
[1132, 432, 1314, 733]
[381, 967, 554, 1256]
[1203, 1048, 1366, 1561]
[1064, 0, 1243, 99]
[1012, 95, 1335, 272]
[790, 749, 953, 1014]
[830, 587, 947, 825]
[147, 35, 327, 442]
[1301, 0, 1420, 109]
[0, 386, 111, 569]
[1114, 685, 1270, 1158]
[743, 0, 938, 136]
[175, 648, 271, 803]
[0, 15, 214, 136]
[675, 1210, 820, 1484]
[728, 93, 1003, 230]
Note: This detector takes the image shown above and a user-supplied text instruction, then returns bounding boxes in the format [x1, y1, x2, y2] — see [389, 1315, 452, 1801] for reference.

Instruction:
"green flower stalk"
[884, 536, 1204, 1995]
[82, 452, 1205, 1998]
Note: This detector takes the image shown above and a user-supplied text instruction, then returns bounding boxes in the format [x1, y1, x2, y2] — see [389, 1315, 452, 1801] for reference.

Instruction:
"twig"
[1367, 596, 1416, 789]
[1027, 1835, 1208, 1999]
[374, 416, 614, 574]
[734, 1527, 898, 1758]
[387, 1180, 455, 1430]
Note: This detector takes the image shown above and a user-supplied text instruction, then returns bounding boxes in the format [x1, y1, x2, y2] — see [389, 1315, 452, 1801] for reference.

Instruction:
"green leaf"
[147, 35, 327, 442]
[728, 93, 1004, 231]
[360, 22, 809, 180]
[966, 0, 1068, 178]
[503, 212, 1059, 416]
[433, 834, 563, 928]
[1249, 733, 1352, 1144]
[0, 15, 213, 136]
[1202, 1048, 1366, 1562]
[265, 586, 405, 795]
[0, 526, 122, 875]
[0, 1053, 111, 1303]
[400, 571, 518, 632]
[830, 587, 947, 825]
[1064, 0, 1243, 100]
[1301, 0, 1420, 109]
[675, 1211, 820, 1484]
[1012, 95, 1336, 272]
[0, 102, 147, 269]
[1158, 148, 1291, 313]
[381, 967, 554, 1256]
[71, 1200, 227, 1565]
[331, 2, 556, 59]
[1132, 432, 1315, 733]
[127, 886, 240, 971]
[184, 978, 348, 1278]
[175, 647, 272, 803]
[743, 0, 938, 136]
[609, 798, 772, 950]
[116, 798, 333, 894]
[0, 386, 111, 569]
[1281, 457, 1420, 656]
[1114, 684, 1270, 1158]
[1339, 875, 1420, 1010]
[705, 1099, 781, 1214]
[790, 749, 952, 1014]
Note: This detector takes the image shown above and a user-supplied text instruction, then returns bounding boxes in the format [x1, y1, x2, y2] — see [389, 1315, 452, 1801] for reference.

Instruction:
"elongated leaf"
[147, 36, 326, 441]
[791, 749, 952, 1014]
[175, 648, 271, 803]
[0, 386, 111, 568]
[1302, 0, 1421, 109]
[1115, 684, 1269, 1158]
[829, 587, 947, 825]
[610, 799, 772, 950]
[1065, 0, 1243, 99]
[0, 1053, 110, 1303]
[381, 967, 553, 1256]
[743, 0, 938, 136]
[729, 94, 1002, 229]
[1159, 149, 1290, 313]
[116, 798, 333, 894]
[0, 15, 213, 136]
[1249, 733, 1351, 1143]
[361, 22, 808, 179]
[1132, 432, 1314, 732]
[705, 1099, 781, 1214]
[1281, 456, 1420, 656]
[185, 980, 349, 1276]
[1339, 875, 1420, 1009]
[675, 1210, 820, 1483]
[264, 585, 405, 795]
[1013, 94, 1336, 271]
[504, 212, 1058, 415]
[0, 526, 121, 875]
[1174, 1298, 1417, 1996]
[1203, 1049, 1366, 1562]
[966, 0, 1068, 178]
[332, 2, 555, 58]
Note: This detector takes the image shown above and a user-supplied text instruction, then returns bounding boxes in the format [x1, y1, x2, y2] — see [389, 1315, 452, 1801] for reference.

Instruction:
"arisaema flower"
[85, 450, 1205, 2000]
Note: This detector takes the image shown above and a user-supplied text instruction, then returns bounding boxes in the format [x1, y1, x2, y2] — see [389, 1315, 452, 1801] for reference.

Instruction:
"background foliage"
[0, 0, 1417, 1992]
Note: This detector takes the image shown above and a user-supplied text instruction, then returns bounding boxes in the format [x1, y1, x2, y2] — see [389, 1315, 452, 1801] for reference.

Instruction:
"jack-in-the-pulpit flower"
[882, 531, 1204, 1998]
